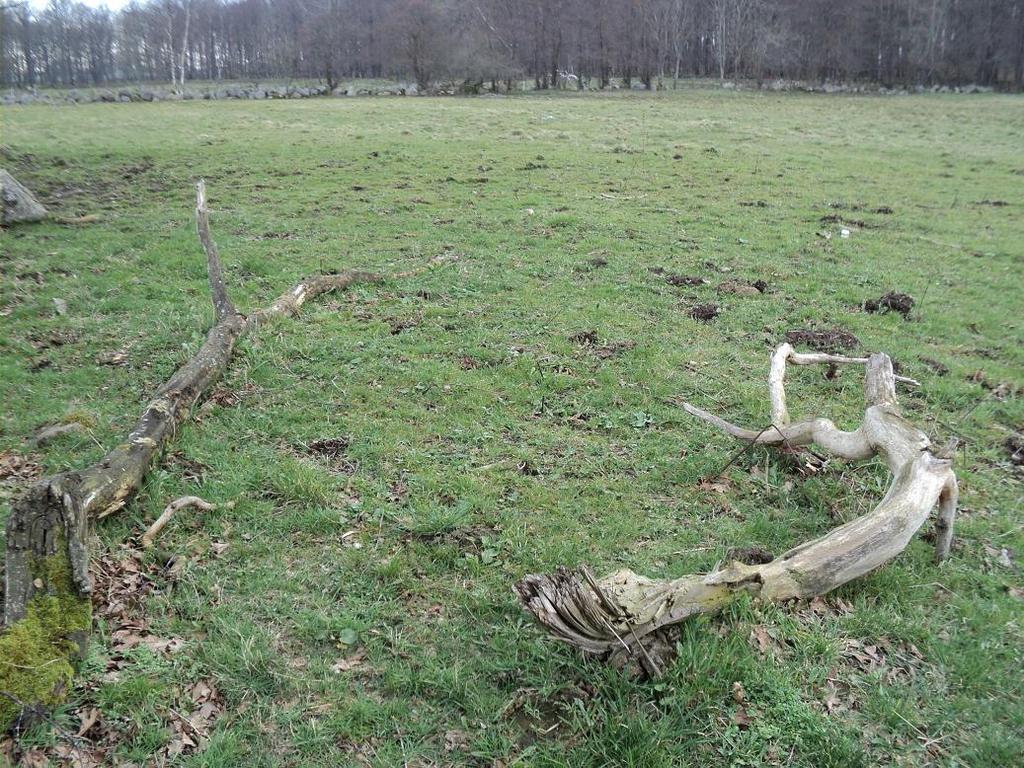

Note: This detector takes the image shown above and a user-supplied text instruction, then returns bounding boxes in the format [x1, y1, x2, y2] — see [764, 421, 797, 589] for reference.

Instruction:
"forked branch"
[517, 344, 956, 671]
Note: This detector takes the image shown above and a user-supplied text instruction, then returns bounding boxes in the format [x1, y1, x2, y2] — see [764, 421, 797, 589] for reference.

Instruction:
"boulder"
[1, 169, 48, 225]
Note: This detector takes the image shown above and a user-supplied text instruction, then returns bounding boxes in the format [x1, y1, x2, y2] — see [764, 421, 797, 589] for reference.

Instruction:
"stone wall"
[1, 82, 422, 106]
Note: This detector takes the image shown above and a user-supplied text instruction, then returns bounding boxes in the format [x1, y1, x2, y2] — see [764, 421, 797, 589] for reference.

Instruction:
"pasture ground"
[1, 90, 1022, 766]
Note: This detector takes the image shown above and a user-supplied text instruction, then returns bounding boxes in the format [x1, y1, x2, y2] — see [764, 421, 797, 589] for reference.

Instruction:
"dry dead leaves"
[0, 449, 43, 500]
[0, 676, 225, 766]
[331, 647, 368, 674]
[0, 543, 226, 765]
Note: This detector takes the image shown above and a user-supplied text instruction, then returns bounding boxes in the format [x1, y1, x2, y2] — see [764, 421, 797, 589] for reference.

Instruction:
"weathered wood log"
[516, 343, 957, 675]
[0, 169, 48, 225]
[0, 182, 381, 729]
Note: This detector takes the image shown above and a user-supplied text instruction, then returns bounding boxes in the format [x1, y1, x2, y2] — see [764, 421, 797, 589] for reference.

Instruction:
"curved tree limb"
[517, 345, 956, 672]
[0, 183, 385, 729]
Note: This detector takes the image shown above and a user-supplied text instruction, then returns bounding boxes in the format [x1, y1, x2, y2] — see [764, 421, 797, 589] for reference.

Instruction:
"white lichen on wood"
[517, 343, 957, 671]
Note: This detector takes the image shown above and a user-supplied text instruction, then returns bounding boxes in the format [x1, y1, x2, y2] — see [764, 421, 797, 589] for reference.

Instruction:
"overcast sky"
[29, 0, 133, 10]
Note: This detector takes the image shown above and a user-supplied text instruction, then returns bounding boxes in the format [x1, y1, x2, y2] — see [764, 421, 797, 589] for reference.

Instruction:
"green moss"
[0, 548, 91, 728]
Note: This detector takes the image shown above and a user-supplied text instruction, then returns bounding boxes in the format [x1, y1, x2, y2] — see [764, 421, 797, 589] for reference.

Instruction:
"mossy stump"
[0, 542, 90, 729]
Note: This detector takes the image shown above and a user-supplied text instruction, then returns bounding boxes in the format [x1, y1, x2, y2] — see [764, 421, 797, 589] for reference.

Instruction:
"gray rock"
[1, 169, 48, 225]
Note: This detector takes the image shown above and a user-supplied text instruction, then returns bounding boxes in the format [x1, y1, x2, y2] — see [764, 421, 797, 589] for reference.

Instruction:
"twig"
[706, 423, 776, 480]
[142, 496, 216, 548]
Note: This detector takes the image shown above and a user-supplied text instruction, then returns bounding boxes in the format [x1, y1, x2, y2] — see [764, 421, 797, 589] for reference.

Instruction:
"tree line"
[2, 0, 1023, 91]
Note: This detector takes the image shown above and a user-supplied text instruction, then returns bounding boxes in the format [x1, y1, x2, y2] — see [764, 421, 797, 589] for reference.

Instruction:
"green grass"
[1, 90, 1022, 766]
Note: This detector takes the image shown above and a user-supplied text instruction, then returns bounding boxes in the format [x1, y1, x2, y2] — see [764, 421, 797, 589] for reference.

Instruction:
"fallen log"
[0, 181, 381, 729]
[516, 343, 957, 676]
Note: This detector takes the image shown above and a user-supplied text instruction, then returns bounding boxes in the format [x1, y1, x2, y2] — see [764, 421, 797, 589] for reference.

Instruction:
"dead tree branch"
[141, 496, 216, 548]
[517, 343, 956, 672]
[0, 182, 383, 728]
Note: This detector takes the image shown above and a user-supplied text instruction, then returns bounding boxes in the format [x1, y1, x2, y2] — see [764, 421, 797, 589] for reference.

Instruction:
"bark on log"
[516, 343, 957, 674]
[0, 182, 380, 729]
[0, 169, 48, 225]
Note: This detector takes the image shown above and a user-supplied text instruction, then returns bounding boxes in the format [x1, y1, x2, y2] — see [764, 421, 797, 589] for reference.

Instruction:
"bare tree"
[3, 0, 1023, 91]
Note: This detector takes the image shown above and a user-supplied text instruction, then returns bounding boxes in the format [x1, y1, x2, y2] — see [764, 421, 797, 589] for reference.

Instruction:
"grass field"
[1, 90, 1022, 767]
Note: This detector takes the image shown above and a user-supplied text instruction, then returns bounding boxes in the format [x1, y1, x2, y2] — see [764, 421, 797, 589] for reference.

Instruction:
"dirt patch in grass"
[569, 331, 636, 358]
[28, 328, 80, 350]
[666, 273, 708, 286]
[569, 329, 599, 345]
[503, 684, 595, 748]
[389, 314, 422, 334]
[820, 213, 869, 228]
[864, 291, 914, 317]
[784, 328, 859, 352]
[718, 280, 767, 296]
[304, 437, 358, 474]
[690, 303, 719, 322]
[306, 437, 350, 459]
[593, 340, 636, 358]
